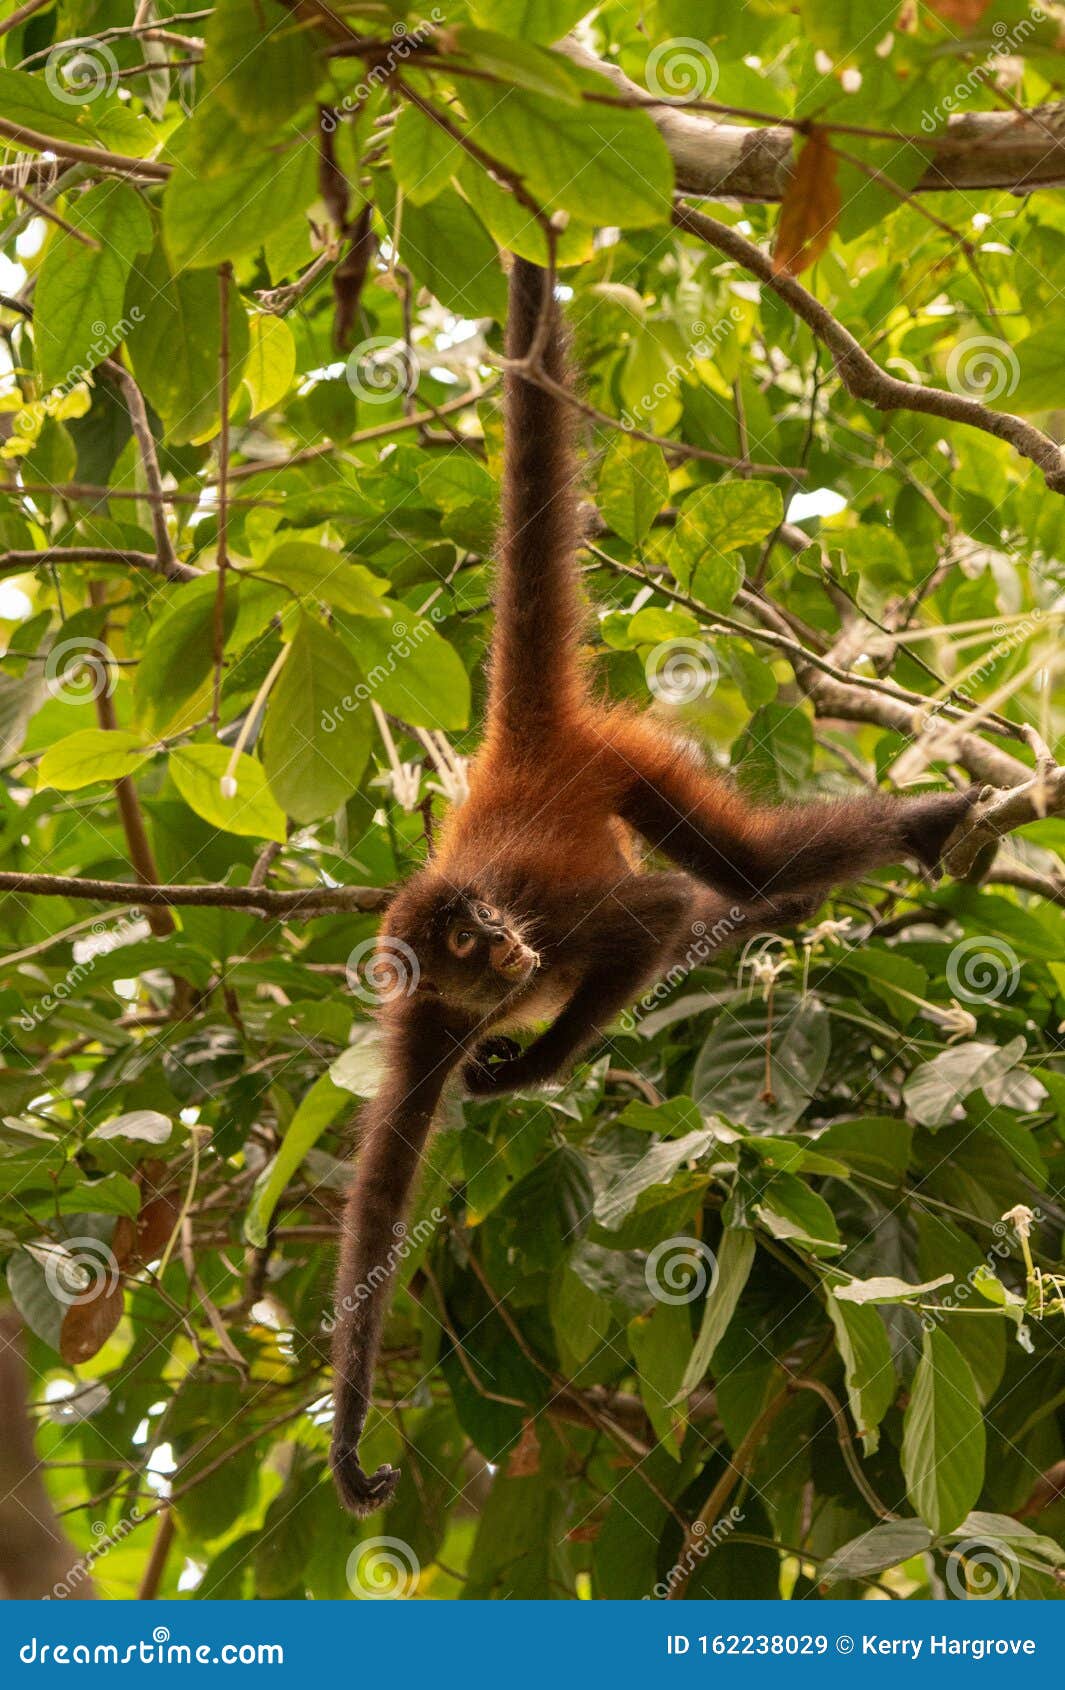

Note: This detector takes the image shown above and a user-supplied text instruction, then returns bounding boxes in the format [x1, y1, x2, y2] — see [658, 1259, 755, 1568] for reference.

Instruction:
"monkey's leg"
[464, 876, 692, 1094]
[617, 752, 975, 901]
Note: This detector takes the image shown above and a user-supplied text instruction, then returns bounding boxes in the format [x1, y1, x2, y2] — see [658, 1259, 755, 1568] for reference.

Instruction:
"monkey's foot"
[331, 1442, 400, 1517]
[901, 788, 981, 879]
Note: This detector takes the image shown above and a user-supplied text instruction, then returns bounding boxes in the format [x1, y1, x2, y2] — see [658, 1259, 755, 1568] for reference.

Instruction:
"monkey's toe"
[463, 1035, 521, 1093]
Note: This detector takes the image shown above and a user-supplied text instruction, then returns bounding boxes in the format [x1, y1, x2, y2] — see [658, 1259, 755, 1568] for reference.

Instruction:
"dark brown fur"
[329, 259, 975, 1514]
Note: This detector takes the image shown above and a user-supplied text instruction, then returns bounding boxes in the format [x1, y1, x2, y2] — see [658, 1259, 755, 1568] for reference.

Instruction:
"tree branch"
[558, 38, 1065, 203]
[102, 360, 182, 576]
[0, 546, 199, 581]
[672, 205, 1065, 495]
[0, 871, 389, 916]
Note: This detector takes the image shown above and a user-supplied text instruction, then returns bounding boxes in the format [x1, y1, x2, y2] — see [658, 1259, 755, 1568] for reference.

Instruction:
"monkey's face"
[383, 879, 539, 1013]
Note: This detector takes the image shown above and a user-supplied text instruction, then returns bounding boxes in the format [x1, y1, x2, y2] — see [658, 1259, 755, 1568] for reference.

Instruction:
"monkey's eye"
[448, 929, 478, 959]
[476, 905, 495, 923]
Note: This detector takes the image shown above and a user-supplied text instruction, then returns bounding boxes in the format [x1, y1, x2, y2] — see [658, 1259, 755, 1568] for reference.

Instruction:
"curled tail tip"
[331, 1444, 401, 1517]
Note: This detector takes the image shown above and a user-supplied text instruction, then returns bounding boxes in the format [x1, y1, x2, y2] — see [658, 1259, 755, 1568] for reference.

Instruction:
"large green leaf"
[261, 615, 373, 823]
[35, 183, 152, 390]
[126, 243, 250, 441]
[244, 1072, 350, 1247]
[901, 1329, 985, 1535]
[38, 728, 151, 790]
[169, 745, 286, 842]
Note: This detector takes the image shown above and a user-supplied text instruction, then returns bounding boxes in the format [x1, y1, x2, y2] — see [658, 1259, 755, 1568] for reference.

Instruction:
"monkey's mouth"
[493, 941, 539, 982]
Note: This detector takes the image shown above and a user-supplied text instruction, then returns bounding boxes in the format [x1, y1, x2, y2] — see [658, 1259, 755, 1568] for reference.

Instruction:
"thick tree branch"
[559, 39, 1065, 203]
[673, 205, 1065, 495]
[0, 871, 389, 916]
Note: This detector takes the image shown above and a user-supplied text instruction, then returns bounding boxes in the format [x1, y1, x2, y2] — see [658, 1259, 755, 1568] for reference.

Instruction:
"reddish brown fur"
[329, 258, 975, 1515]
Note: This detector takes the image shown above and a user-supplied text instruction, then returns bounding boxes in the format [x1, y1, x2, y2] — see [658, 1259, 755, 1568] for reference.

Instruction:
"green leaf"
[677, 1227, 755, 1399]
[820, 1519, 932, 1587]
[169, 745, 286, 842]
[389, 186, 507, 320]
[336, 603, 470, 730]
[469, 0, 593, 41]
[593, 1126, 718, 1230]
[59, 1172, 140, 1217]
[261, 615, 372, 823]
[903, 1036, 1029, 1128]
[126, 243, 250, 442]
[1011, 327, 1065, 414]
[389, 104, 463, 203]
[243, 313, 297, 415]
[669, 480, 783, 600]
[755, 1172, 841, 1256]
[134, 578, 237, 735]
[0, 67, 99, 145]
[628, 1301, 690, 1456]
[38, 728, 151, 790]
[733, 702, 813, 800]
[693, 997, 828, 1131]
[251, 543, 389, 617]
[244, 1073, 350, 1247]
[164, 125, 317, 271]
[461, 79, 673, 229]
[833, 1273, 953, 1304]
[825, 1288, 896, 1456]
[901, 1329, 985, 1536]
[91, 1110, 174, 1146]
[201, 0, 319, 130]
[35, 183, 152, 390]
[597, 436, 669, 546]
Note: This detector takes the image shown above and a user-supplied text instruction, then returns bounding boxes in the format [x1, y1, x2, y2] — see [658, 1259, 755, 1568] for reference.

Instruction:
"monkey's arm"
[331, 1000, 465, 1516]
[618, 757, 975, 902]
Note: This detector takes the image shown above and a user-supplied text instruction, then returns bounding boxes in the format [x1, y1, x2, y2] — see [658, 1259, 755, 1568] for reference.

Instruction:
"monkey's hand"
[899, 787, 981, 880]
[463, 1035, 522, 1095]
[331, 1439, 401, 1518]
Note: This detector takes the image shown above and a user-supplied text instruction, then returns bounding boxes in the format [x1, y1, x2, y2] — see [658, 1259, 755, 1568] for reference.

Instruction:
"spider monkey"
[329, 257, 975, 1515]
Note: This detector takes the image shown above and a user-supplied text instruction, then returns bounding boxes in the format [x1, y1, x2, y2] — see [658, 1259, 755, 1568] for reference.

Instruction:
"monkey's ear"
[331, 1444, 400, 1518]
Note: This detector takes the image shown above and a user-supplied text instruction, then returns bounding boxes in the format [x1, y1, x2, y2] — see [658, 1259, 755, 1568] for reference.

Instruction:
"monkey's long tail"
[484, 255, 585, 744]
[330, 1039, 454, 1516]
